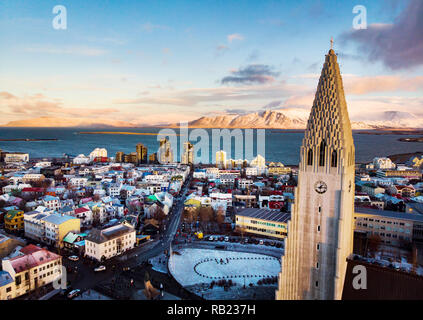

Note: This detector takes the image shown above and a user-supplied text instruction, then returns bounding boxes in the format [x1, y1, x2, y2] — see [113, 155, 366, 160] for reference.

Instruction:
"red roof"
[22, 187, 44, 193]
[8, 245, 60, 273]
[74, 207, 90, 214]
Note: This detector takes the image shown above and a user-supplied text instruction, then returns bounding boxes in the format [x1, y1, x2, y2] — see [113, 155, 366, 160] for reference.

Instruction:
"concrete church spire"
[276, 45, 355, 300]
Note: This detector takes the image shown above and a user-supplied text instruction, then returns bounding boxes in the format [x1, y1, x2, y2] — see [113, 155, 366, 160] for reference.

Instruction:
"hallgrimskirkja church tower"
[276, 44, 355, 300]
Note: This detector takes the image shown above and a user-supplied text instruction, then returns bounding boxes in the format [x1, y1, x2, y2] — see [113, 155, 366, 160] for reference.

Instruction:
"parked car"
[224, 236, 229, 242]
[68, 255, 79, 262]
[67, 289, 81, 299]
[218, 236, 224, 241]
[94, 265, 106, 272]
[208, 236, 214, 241]
[259, 240, 264, 245]
[243, 238, 249, 244]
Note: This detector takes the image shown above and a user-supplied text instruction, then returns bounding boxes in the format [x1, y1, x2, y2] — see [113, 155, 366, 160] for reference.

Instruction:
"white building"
[73, 154, 91, 165]
[238, 179, 254, 189]
[22, 173, 45, 183]
[85, 223, 136, 261]
[34, 161, 52, 168]
[108, 183, 122, 197]
[245, 167, 258, 177]
[89, 148, 108, 162]
[373, 157, 396, 170]
[42, 196, 61, 211]
[4, 153, 29, 163]
[69, 177, 88, 188]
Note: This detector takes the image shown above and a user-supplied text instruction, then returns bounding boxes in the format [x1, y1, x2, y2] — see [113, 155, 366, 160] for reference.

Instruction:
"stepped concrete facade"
[276, 47, 355, 300]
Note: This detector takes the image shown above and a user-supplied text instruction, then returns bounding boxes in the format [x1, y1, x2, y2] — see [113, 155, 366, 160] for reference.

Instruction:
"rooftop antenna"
[330, 37, 334, 50]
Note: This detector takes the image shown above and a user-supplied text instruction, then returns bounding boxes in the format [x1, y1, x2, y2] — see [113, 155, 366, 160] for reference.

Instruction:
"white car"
[208, 236, 214, 241]
[94, 265, 106, 272]
[224, 236, 229, 242]
[68, 255, 79, 262]
[67, 289, 81, 299]
[259, 240, 264, 245]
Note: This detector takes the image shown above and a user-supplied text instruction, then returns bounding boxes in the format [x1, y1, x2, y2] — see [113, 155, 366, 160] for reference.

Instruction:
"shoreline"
[0, 138, 58, 142]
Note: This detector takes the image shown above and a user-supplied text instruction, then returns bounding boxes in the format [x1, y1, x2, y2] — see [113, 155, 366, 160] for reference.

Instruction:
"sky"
[0, 0, 422, 126]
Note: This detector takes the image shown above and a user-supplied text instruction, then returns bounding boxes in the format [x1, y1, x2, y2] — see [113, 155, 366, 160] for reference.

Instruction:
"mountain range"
[2, 109, 423, 129]
[167, 109, 423, 130]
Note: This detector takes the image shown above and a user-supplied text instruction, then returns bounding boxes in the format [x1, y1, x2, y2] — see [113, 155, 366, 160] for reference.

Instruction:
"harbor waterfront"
[1, 128, 422, 165]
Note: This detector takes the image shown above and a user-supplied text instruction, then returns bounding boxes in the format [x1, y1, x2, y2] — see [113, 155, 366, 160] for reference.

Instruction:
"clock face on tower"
[314, 181, 327, 194]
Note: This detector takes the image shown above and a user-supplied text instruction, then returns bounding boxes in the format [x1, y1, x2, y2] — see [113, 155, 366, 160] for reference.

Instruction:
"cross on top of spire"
[330, 37, 334, 50]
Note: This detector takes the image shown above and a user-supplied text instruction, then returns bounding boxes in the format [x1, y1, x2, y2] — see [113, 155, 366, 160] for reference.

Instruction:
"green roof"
[5, 210, 23, 220]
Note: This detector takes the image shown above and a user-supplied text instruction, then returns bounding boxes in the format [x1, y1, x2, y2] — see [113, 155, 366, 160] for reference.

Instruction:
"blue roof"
[41, 213, 78, 225]
[0, 271, 13, 287]
[44, 195, 59, 201]
[74, 240, 85, 247]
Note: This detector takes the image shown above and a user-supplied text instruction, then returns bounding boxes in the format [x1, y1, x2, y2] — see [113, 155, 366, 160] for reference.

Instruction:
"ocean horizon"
[1, 127, 422, 165]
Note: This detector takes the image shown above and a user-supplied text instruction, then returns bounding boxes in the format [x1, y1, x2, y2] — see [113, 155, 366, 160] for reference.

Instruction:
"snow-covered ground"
[150, 253, 168, 274]
[169, 248, 281, 286]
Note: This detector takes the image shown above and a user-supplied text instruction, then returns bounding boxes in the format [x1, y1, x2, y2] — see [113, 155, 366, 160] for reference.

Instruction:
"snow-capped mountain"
[167, 109, 423, 129]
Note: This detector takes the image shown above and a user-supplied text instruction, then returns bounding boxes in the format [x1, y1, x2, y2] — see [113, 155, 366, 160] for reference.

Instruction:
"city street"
[57, 175, 191, 298]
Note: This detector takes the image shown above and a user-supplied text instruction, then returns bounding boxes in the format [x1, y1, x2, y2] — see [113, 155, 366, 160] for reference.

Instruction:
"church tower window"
[319, 140, 326, 166]
[331, 150, 337, 167]
[307, 149, 313, 166]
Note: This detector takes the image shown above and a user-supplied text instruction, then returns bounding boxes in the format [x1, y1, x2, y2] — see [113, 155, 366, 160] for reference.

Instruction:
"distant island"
[0, 138, 58, 142]
[398, 137, 423, 143]
[78, 132, 181, 136]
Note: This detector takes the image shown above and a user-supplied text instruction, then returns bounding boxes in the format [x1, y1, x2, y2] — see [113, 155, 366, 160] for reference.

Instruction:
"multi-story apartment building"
[22, 174, 45, 183]
[69, 177, 88, 188]
[0, 245, 62, 300]
[235, 208, 290, 240]
[4, 210, 24, 233]
[4, 153, 29, 163]
[354, 207, 423, 246]
[85, 223, 136, 261]
[42, 195, 61, 211]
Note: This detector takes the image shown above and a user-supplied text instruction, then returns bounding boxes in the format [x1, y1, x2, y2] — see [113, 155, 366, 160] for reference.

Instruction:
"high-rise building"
[276, 45, 355, 300]
[158, 138, 174, 164]
[149, 152, 158, 164]
[115, 151, 124, 163]
[136, 143, 148, 164]
[124, 152, 138, 164]
[216, 150, 227, 169]
[182, 142, 194, 164]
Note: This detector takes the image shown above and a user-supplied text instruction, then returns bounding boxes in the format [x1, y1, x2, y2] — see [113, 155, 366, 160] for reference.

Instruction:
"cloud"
[115, 81, 304, 107]
[0, 92, 119, 118]
[227, 33, 244, 43]
[221, 64, 280, 85]
[340, 0, 423, 69]
[262, 100, 282, 109]
[344, 75, 423, 94]
[224, 108, 249, 115]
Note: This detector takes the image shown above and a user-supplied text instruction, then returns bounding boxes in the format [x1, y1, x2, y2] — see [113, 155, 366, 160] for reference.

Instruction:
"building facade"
[276, 47, 355, 300]
[85, 223, 136, 261]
